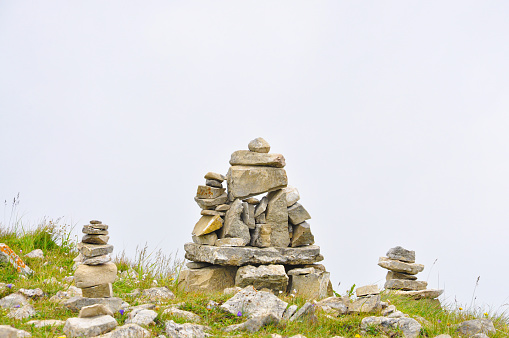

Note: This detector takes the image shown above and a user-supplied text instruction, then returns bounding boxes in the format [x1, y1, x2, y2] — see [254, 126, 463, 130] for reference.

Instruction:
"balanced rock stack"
[74, 220, 117, 299]
[378, 246, 443, 300]
[182, 138, 331, 299]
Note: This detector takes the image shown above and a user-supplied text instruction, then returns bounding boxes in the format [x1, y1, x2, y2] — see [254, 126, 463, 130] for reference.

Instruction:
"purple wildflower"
[438, 319, 441, 323]
[14, 305, 20, 308]
[237, 311, 242, 317]
[6, 284, 13, 289]
[119, 309, 125, 315]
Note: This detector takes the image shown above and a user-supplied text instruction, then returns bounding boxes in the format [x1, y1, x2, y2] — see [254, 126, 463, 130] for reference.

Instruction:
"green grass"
[1, 218, 508, 337]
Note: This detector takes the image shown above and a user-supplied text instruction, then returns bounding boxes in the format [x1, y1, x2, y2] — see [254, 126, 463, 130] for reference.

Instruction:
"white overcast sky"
[1, 1, 509, 312]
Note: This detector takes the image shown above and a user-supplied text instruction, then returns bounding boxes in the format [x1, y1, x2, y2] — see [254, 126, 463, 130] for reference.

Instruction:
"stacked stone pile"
[378, 246, 443, 300]
[182, 138, 331, 299]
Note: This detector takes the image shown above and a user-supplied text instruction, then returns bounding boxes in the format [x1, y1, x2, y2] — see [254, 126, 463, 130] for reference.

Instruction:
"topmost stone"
[387, 246, 415, 263]
[90, 220, 102, 225]
[204, 172, 226, 182]
[248, 137, 270, 153]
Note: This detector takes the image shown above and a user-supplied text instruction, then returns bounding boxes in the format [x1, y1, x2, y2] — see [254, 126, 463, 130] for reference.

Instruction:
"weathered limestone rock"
[79, 304, 114, 318]
[0, 325, 19, 338]
[361, 316, 422, 338]
[235, 265, 288, 293]
[253, 224, 271, 247]
[255, 213, 266, 224]
[18, 288, 44, 299]
[25, 249, 44, 259]
[82, 283, 113, 298]
[387, 246, 415, 263]
[215, 238, 248, 246]
[101, 323, 151, 338]
[215, 204, 230, 211]
[291, 222, 314, 247]
[204, 172, 225, 182]
[457, 319, 495, 336]
[194, 193, 228, 209]
[186, 261, 210, 269]
[316, 297, 349, 315]
[49, 286, 82, 303]
[82, 235, 110, 245]
[205, 179, 222, 188]
[0, 243, 33, 275]
[192, 232, 217, 246]
[165, 320, 211, 338]
[264, 189, 290, 247]
[356, 285, 380, 297]
[75, 262, 117, 288]
[179, 266, 237, 292]
[196, 185, 226, 199]
[82, 254, 112, 265]
[63, 315, 117, 338]
[7, 304, 36, 320]
[287, 203, 311, 225]
[288, 270, 330, 300]
[224, 313, 279, 333]
[192, 215, 223, 237]
[140, 287, 175, 303]
[378, 257, 424, 275]
[398, 317, 422, 338]
[248, 137, 270, 153]
[283, 186, 300, 207]
[200, 209, 225, 216]
[64, 297, 123, 313]
[221, 199, 250, 244]
[282, 305, 298, 320]
[390, 289, 444, 300]
[244, 197, 259, 204]
[126, 309, 157, 326]
[350, 294, 381, 313]
[230, 150, 286, 168]
[254, 196, 268, 217]
[78, 243, 114, 258]
[163, 307, 201, 322]
[385, 279, 427, 291]
[0, 293, 28, 308]
[227, 166, 288, 199]
[184, 243, 323, 266]
[26, 319, 65, 328]
[289, 302, 316, 322]
[82, 225, 109, 235]
[242, 202, 256, 229]
[386, 271, 417, 280]
[221, 285, 288, 319]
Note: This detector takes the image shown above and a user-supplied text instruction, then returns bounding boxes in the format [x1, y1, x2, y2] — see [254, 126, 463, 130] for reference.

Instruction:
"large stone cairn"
[182, 138, 331, 299]
[74, 220, 117, 299]
[378, 246, 443, 299]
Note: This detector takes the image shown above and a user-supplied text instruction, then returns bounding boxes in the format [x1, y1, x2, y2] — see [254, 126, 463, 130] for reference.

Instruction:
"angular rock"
[361, 316, 421, 338]
[82, 225, 109, 235]
[385, 279, 427, 291]
[204, 172, 225, 182]
[221, 199, 250, 244]
[386, 270, 417, 281]
[287, 203, 311, 225]
[289, 302, 316, 322]
[316, 297, 349, 315]
[78, 243, 114, 258]
[390, 289, 444, 300]
[255, 213, 266, 224]
[25, 249, 44, 259]
[79, 304, 114, 318]
[205, 179, 223, 188]
[282, 305, 298, 320]
[165, 320, 211, 338]
[289, 270, 330, 300]
[196, 185, 226, 199]
[221, 285, 288, 319]
[230, 150, 285, 168]
[75, 262, 117, 288]
[192, 215, 223, 237]
[215, 238, 248, 246]
[215, 204, 230, 211]
[350, 294, 381, 313]
[248, 137, 271, 153]
[283, 186, 300, 207]
[194, 193, 228, 209]
[18, 288, 45, 299]
[224, 313, 278, 333]
[254, 196, 268, 217]
[126, 309, 157, 326]
[387, 246, 415, 263]
[223, 286, 242, 295]
[63, 315, 117, 338]
[192, 232, 217, 246]
[398, 317, 422, 338]
[457, 319, 495, 336]
[7, 304, 36, 320]
[356, 285, 380, 297]
[242, 202, 256, 229]
[163, 307, 201, 322]
[200, 209, 225, 217]
[186, 261, 211, 269]
[235, 264, 288, 293]
[378, 257, 424, 275]
[227, 166, 288, 199]
[26, 319, 65, 328]
[0, 243, 33, 275]
[49, 286, 82, 303]
[101, 323, 151, 338]
[90, 220, 103, 224]
[82, 283, 113, 298]
[140, 287, 175, 303]
[82, 235, 110, 245]
[83, 254, 112, 265]
[250, 225, 261, 246]
[0, 326, 18, 338]
[291, 222, 314, 247]
[179, 266, 237, 293]
[244, 197, 260, 204]
[0, 293, 28, 308]
[287, 267, 316, 276]
[264, 189, 290, 247]
[64, 297, 123, 313]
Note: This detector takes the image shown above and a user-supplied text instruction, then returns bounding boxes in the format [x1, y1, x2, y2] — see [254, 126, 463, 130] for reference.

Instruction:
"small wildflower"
[459, 307, 463, 311]
[279, 290, 283, 294]
[14, 305, 20, 308]
[355, 334, 361, 338]
[484, 312, 489, 317]
[237, 311, 242, 317]
[119, 309, 125, 315]
[437, 319, 441, 323]
[6, 284, 13, 289]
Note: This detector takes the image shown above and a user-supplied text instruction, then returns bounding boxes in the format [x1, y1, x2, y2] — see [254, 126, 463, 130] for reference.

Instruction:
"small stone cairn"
[73, 220, 118, 300]
[181, 138, 331, 299]
[378, 246, 443, 299]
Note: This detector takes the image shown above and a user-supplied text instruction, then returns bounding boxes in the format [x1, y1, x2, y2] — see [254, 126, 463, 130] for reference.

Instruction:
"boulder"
[221, 285, 288, 319]
[457, 319, 495, 336]
[227, 166, 288, 199]
[64, 297, 123, 313]
[196, 185, 226, 199]
[289, 302, 316, 322]
[264, 189, 290, 247]
[0, 293, 28, 308]
[397, 317, 422, 338]
[179, 266, 237, 293]
[386, 271, 417, 281]
[184, 243, 323, 266]
[165, 320, 211, 338]
[82, 283, 113, 298]
[221, 199, 250, 245]
[248, 137, 271, 153]
[7, 304, 36, 320]
[287, 203, 311, 225]
[316, 297, 349, 315]
[288, 270, 330, 300]
[194, 193, 228, 209]
[291, 222, 314, 247]
[235, 264, 288, 293]
[192, 215, 223, 237]
[230, 150, 285, 168]
[125, 309, 157, 326]
[378, 257, 424, 275]
[63, 315, 117, 338]
[75, 262, 117, 288]
[387, 246, 415, 263]
[385, 279, 427, 291]
[350, 294, 381, 313]
[192, 232, 217, 246]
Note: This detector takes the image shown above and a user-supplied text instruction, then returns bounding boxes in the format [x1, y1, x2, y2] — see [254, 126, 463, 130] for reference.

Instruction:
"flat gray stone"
[387, 246, 415, 263]
[291, 221, 314, 247]
[205, 179, 222, 188]
[186, 261, 211, 269]
[63, 315, 117, 338]
[204, 172, 225, 182]
[0, 325, 18, 338]
[163, 307, 201, 322]
[126, 309, 157, 326]
[184, 242, 323, 266]
[18, 288, 44, 299]
[196, 185, 226, 199]
[254, 196, 268, 217]
[0, 293, 28, 308]
[221, 285, 287, 319]
[90, 220, 103, 225]
[287, 203, 311, 225]
[178, 266, 237, 293]
[192, 232, 217, 246]
[356, 285, 380, 297]
[386, 271, 417, 281]
[165, 320, 211, 338]
[215, 238, 248, 246]
[7, 304, 36, 320]
[457, 319, 495, 336]
[64, 297, 123, 313]
[215, 204, 230, 211]
[221, 199, 250, 245]
[75, 262, 117, 288]
[227, 166, 288, 199]
[78, 243, 114, 258]
[230, 150, 286, 168]
[316, 297, 349, 315]
[350, 295, 381, 313]
[79, 304, 114, 318]
[82, 254, 112, 265]
[385, 279, 427, 291]
[289, 302, 316, 322]
[25, 249, 44, 259]
[248, 137, 270, 153]
[99, 323, 151, 338]
[194, 193, 228, 209]
[288, 271, 330, 300]
[82, 225, 109, 235]
[282, 305, 298, 320]
[140, 287, 175, 303]
[26, 319, 65, 328]
[390, 289, 444, 299]
[235, 264, 288, 293]
[82, 283, 113, 298]
[82, 235, 110, 245]
[264, 189, 290, 247]
[378, 257, 424, 275]
[224, 313, 278, 333]
[200, 209, 225, 217]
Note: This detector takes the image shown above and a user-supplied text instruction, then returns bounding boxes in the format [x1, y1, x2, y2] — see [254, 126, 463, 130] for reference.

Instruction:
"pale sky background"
[1, 1, 509, 313]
